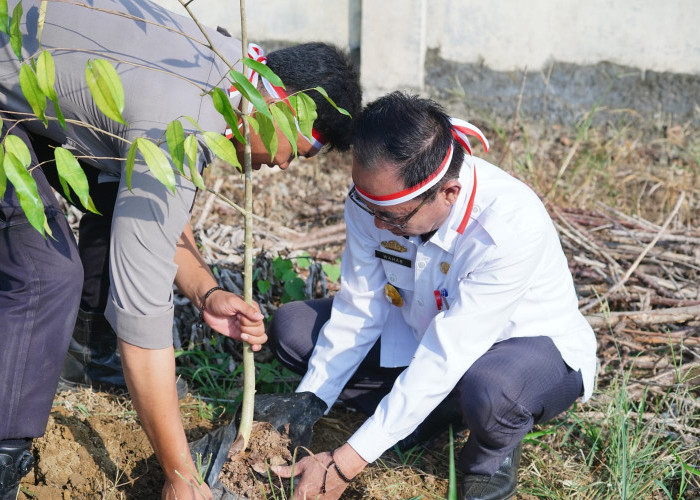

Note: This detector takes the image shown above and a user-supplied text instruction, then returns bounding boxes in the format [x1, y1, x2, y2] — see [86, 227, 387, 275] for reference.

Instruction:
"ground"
[17, 66, 700, 498]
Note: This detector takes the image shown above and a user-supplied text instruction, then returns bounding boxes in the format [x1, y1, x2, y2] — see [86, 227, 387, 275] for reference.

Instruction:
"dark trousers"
[269, 298, 584, 475]
[0, 122, 83, 441]
[31, 134, 118, 313]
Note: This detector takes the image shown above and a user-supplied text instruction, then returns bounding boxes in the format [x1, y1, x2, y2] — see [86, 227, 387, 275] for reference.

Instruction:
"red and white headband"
[226, 43, 325, 151]
[354, 118, 489, 207]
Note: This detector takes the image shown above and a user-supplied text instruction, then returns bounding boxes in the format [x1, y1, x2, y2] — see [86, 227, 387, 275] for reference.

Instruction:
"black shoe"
[460, 443, 522, 500]
[0, 440, 34, 500]
[396, 395, 464, 452]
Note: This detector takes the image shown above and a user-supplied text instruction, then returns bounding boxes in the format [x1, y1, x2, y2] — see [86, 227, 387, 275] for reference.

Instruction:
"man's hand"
[273, 443, 367, 500]
[162, 476, 213, 500]
[202, 290, 266, 351]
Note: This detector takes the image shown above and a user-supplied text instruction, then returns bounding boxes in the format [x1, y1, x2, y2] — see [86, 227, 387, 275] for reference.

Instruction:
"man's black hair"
[353, 92, 465, 199]
[267, 43, 361, 152]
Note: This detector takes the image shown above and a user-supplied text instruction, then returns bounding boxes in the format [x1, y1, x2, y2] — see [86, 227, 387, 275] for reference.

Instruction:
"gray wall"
[153, 0, 700, 102]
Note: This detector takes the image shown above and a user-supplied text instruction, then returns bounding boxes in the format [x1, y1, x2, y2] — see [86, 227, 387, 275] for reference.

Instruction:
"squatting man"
[269, 92, 597, 500]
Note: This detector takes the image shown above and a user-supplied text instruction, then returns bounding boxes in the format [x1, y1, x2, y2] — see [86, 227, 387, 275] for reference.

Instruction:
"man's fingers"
[272, 464, 297, 478]
[234, 298, 264, 321]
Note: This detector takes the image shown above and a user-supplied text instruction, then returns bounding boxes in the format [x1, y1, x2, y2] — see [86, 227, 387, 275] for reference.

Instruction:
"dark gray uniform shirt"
[0, 0, 242, 348]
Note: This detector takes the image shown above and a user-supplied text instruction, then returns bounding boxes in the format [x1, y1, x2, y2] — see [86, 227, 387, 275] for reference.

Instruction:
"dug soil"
[218, 421, 292, 499]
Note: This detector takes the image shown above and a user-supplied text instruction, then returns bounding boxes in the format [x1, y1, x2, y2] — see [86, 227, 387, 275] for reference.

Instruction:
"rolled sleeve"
[106, 157, 196, 349]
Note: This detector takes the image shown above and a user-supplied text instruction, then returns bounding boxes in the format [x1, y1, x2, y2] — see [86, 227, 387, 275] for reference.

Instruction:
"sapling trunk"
[237, 0, 256, 449]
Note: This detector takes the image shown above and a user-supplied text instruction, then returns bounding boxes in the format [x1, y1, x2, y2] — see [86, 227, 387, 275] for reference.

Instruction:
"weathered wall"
[152, 0, 700, 114]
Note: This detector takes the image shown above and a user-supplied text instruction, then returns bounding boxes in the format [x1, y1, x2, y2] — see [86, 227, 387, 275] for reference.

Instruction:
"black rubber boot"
[59, 308, 127, 391]
[0, 440, 34, 500]
[459, 442, 522, 500]
[58, 309, 189, 398]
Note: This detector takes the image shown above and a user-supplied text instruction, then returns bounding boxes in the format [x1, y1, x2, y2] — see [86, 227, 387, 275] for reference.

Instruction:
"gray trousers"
[269, 298, 584, 475]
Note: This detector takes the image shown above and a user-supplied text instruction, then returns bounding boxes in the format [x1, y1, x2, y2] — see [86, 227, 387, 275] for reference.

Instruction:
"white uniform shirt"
[297, 156, 598, 463]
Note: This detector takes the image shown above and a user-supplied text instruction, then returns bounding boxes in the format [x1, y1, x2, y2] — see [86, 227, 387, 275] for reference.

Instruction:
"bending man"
[0, 1, 361, 498]
[271, 92, 596, 500]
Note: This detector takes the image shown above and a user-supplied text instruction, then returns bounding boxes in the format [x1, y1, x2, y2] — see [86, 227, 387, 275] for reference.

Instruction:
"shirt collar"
[419, 158, 476, 253]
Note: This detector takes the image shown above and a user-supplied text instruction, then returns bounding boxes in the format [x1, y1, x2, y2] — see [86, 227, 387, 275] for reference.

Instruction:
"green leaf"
[314, 86, 351, 117]
[282, 269, 297, 282]
[242, 57, 285, 89]
[19, 64, 47, 126]
[85, 59, 127, 125]
[283, 277, 306, 301]
[125, 140, 137, 190]
[135, 138, 175, 193]
[0, 0, 9, 34]
[272, 257, 292, 279]
[448, 427, 457, 500]
[4, 134, 30, 165]
[211, 87, 244, 144]
[203, 131, 241, 171]
[255, 113, 278, 162]
[229, 69, 271, 118]
[36, 50, 57, 100]
[0, 144, 6, 199]
[270, 102, 297, 157]
[295, 92, 317, 141]
[50, 95, 66, 129]
[4, 150, 48, 236]
[256, 280, 271, 294]
[54, 147, 100, 214]
[166, 120, 185, 175]
[8, 1, 22, 60]
[296, 252, 311, 269]
[184, 134, 204, 189]
[245, 115, 259, 134]
[321, 262, 341, 283]
[182, 115, 203, 132]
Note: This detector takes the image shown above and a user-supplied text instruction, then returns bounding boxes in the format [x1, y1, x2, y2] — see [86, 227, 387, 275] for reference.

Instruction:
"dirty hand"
[162, 476, 213, 500]
[202, 291, 266, 350]
[273, 444, 366, 500]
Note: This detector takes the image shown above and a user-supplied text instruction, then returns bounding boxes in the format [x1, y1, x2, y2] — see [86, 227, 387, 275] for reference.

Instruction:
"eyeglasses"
[348, 186, 433, 230]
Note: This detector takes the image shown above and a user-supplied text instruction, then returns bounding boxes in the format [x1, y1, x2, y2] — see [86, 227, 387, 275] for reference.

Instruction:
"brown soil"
[218, 421, 292, 499]
[22, 390, 219, 499]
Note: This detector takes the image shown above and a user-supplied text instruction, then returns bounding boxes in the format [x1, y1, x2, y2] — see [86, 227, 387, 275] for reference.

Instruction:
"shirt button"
[388, 273, 397, 283]
[472, 205, 480, 214]
[417, 261, 426, 269]
[417, 299, 424, 306]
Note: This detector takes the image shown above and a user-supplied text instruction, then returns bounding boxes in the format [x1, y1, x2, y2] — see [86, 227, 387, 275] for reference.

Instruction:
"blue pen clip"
[439, 288, 449, 310]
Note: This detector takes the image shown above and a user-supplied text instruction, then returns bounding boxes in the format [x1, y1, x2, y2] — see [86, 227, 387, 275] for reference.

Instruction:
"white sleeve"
[296, 198, 392, 409]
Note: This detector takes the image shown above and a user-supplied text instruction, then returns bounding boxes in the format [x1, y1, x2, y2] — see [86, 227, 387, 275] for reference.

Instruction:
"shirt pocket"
[380, 258, 415, 291]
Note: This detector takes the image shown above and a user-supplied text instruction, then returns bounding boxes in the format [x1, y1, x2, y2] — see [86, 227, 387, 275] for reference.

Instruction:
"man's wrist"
[332, 442, 368, 479]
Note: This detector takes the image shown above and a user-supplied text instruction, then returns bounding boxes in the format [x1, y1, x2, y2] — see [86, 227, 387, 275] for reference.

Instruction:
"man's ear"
[442, 179, 462, 205]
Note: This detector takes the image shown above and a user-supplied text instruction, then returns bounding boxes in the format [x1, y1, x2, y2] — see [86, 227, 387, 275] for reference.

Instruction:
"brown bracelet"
[199, 286, 224, 322]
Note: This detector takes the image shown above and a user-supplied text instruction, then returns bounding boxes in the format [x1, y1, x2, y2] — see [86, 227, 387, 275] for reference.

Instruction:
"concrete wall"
[152, 0, 700, 101]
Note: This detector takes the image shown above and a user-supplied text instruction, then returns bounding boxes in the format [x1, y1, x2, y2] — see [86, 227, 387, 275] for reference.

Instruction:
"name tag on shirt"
[375, 250, 412, 268]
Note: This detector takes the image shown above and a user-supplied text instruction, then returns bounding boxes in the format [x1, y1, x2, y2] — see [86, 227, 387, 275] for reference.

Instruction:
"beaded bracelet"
[330, 449, 353, 483]
[199, 286, 224, 322]
[321, 448, 353, 493]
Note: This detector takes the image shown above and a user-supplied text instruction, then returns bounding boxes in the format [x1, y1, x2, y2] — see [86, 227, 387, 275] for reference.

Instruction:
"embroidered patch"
[381, 240, 407, 253]
[440, 262, 450, 274]
[384, 283, 404, 307]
